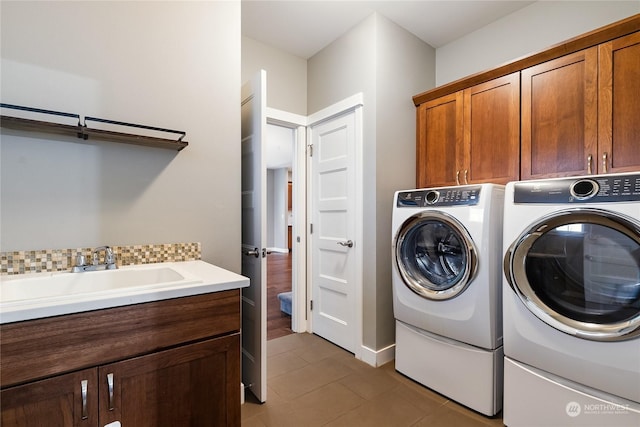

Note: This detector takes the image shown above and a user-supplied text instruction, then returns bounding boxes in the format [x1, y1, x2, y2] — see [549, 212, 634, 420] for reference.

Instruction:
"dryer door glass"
[507, 208, 640, 341]
[395, 211, 477, 300]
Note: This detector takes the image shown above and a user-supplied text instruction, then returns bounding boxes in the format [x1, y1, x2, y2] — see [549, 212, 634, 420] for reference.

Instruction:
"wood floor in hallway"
[267, 252, 294, 340]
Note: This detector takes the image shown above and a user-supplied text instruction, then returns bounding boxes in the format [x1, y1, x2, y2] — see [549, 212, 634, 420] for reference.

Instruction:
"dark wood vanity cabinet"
[0, 291, 242, 427]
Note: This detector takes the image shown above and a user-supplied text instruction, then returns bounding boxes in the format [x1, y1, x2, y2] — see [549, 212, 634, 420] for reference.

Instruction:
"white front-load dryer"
[502, 172, 640, 426]
[392, 183, 504, 416]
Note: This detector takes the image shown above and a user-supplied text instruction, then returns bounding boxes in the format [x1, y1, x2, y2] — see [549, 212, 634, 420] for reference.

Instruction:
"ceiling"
[242, 1, 535, 59]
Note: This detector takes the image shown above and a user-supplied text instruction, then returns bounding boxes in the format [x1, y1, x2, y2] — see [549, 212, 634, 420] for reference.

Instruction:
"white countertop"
[0, 261, 249, 324]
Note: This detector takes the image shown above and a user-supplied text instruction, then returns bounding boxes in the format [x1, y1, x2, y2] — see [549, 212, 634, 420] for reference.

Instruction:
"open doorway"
[265, 108, 308, 338]
[265, 123, 296, 340]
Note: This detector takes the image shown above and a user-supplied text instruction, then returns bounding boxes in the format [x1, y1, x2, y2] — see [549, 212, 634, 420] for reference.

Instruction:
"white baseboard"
[360, 343, 396, 368]
[267, 247, 289, 254]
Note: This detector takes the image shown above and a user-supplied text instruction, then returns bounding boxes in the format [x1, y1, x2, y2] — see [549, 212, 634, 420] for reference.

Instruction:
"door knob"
[243, 247, 260, 257]
[337, 240, 353, 248]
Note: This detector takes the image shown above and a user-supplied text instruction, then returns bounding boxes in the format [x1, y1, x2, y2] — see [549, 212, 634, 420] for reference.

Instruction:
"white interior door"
[308, 100, 362, 354]
[241, 70, 267, 402]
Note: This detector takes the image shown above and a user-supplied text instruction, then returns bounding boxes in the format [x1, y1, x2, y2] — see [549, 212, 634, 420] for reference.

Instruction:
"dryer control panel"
[397, 186, 482, 207]
[514, 173, 640, 204]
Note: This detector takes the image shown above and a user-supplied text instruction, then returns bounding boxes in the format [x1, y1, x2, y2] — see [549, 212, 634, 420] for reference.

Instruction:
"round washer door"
[504, 208, 640, 341]
[394, 211, 477, 300]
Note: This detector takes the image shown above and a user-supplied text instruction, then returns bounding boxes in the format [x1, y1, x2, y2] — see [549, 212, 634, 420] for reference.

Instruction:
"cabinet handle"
[464, 169, 469, 185]
[602, 152, 608, 174]
[587, 154, 592, 175]
[81, 379, 88, 420]
[107, 373, 115, 411]
[456, 170, 460, 186]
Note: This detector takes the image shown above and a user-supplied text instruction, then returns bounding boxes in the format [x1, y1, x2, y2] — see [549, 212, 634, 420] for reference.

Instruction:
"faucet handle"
[106, 250, 116, 265]
[75, 254, 87, 267]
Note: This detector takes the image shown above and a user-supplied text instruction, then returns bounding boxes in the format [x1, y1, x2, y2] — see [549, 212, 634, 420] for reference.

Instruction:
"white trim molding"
[360, 343, 396, 368]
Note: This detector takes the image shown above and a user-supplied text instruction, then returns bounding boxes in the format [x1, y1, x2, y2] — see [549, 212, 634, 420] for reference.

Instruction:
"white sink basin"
[0, 261, 249, 324]
[1, 266, 190, 302]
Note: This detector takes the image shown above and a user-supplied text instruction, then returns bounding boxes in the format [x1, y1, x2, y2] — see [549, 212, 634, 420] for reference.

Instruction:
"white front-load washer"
[392, 183, 504, 416]
[502, 172, 640, 426]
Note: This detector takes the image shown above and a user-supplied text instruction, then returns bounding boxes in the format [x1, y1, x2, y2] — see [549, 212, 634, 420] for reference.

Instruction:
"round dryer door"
[504, 208, 640, 341]
[394, 211, 477, 300]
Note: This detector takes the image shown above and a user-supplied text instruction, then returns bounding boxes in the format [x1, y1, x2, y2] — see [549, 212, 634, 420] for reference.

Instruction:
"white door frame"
[266, 107, 308, 333]
[307, 93, 364, 360]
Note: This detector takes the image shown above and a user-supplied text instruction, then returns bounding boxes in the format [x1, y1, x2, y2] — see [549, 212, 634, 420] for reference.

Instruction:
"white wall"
[265, 167, 288, 251]
[272, 168, 289, 251]
[0, 1, 242, 272]
[308, 13, 435, 350]
[436, 1, 640, 85]
[242, 36, 307, 115]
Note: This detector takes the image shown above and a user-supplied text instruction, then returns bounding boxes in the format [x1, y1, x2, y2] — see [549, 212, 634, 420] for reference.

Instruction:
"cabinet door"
[463, 72, 520, 184]
[521, 47, 598, 180]
[416, 91, 463, 188]
[98, 334, 240, 427]
[1, 369, 98, 427]
[598, 31, 640, 174]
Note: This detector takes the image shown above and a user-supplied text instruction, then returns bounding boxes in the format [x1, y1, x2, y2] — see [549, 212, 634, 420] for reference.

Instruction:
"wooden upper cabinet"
[521, 47, 599, 180]
[463, 72, 520, 185]
[416, 73, 519, 188]
[598, 31, 640, 174]
[416, 17, 640, 185]
[416, 91, 463, 188]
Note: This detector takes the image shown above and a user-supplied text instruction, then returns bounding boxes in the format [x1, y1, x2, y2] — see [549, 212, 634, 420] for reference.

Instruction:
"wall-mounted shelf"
[0, 104, 188, 151]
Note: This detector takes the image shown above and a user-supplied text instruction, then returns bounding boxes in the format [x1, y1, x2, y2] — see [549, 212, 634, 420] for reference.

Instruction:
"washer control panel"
[514, 173, 640, 203]
[397, 185, 482, 207]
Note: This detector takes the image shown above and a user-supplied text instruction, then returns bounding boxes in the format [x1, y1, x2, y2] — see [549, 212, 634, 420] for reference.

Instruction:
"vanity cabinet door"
[98, 334, 241, 427]
[1, 368, 98, 427]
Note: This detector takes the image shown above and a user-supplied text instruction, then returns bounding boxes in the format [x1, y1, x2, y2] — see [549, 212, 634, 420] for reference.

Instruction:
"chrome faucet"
[72, 246, 117, 272]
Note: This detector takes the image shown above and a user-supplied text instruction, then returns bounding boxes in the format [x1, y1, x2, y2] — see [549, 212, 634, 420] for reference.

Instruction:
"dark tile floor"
[242, 332, 504, 426]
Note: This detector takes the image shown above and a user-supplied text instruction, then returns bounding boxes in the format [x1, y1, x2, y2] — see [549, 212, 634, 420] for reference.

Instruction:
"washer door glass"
[395, 211, 477, 300]
[505, 208, 640, 341]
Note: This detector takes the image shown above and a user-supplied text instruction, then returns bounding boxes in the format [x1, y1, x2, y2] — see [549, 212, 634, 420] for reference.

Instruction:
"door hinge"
[310, 223, 313, 234]
[308, 144, 313, 157]
[310, 300, 313, 311]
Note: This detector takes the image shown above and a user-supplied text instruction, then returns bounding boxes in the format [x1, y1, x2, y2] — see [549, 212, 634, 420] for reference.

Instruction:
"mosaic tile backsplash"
[0, 242, 201, 275]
